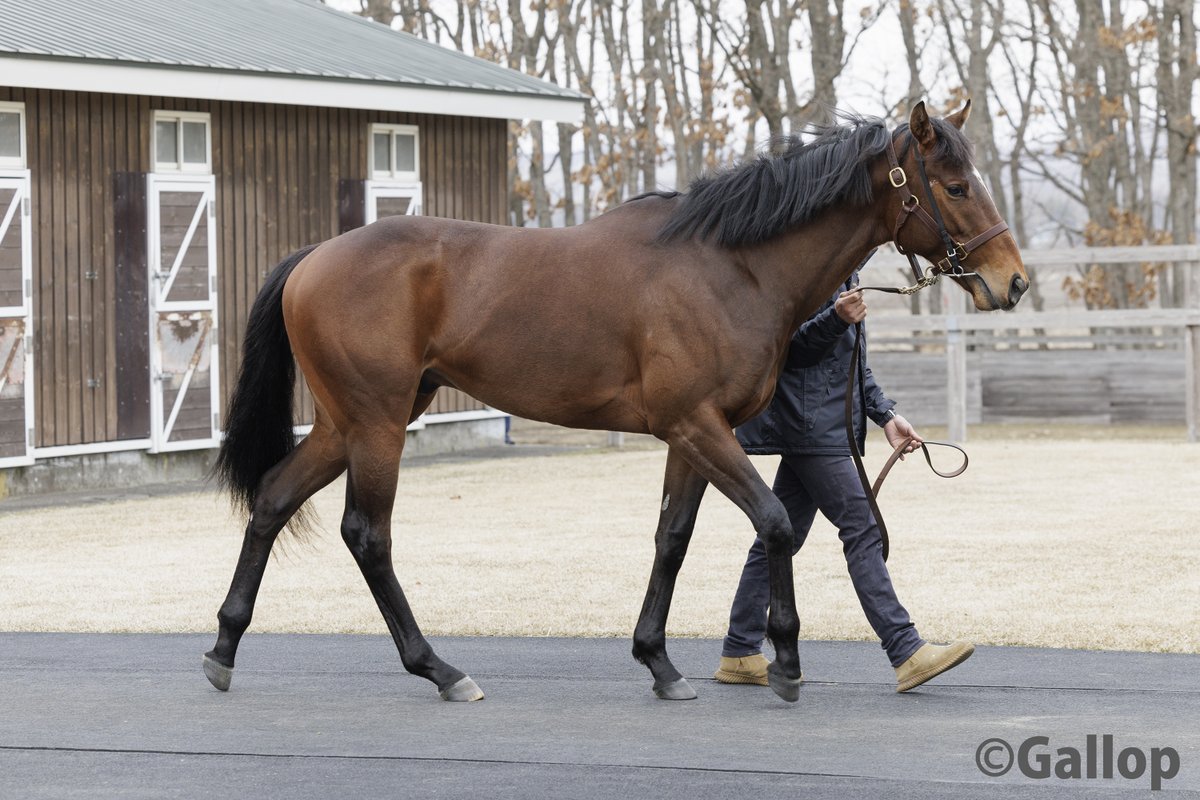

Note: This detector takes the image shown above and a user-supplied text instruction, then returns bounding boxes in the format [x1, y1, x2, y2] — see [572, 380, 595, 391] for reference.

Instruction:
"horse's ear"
[946, 98, 972, 130]
[909, 101, 937, 152]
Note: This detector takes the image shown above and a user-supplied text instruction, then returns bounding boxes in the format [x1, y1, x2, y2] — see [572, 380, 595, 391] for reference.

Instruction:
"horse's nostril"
[1010, 275, 1029, 302]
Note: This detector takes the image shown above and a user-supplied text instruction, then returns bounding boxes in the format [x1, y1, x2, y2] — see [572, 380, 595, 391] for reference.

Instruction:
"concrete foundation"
[404, 416, 509, 458]
[0, 416, 508, 500]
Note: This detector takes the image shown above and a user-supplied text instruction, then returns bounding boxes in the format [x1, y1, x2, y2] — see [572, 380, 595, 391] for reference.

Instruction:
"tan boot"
[895, 642, 975, 692]
[714, 654, 771, 686]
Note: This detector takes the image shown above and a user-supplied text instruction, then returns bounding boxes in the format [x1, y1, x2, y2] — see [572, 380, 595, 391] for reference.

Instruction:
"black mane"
[652, 114, 973, 248]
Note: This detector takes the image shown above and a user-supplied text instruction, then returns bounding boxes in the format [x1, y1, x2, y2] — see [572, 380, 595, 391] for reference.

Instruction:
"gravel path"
[1, 424, 1197, 654]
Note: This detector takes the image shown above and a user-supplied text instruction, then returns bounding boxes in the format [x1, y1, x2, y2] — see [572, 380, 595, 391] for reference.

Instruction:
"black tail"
[213, 244, 319, 516]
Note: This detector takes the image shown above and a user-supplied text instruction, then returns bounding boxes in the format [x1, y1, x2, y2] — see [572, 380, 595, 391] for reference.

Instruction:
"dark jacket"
[736, 276, 896, 456]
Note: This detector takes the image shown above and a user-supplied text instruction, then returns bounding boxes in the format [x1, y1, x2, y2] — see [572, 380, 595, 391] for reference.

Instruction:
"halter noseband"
[885, 131, 1009, 287]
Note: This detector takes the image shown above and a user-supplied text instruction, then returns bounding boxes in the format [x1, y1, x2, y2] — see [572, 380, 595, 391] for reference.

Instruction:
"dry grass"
[1, 424, 1197, 654]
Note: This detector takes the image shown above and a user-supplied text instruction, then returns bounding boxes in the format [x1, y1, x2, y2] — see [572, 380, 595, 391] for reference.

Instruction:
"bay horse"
[204, 101, 1027, 703]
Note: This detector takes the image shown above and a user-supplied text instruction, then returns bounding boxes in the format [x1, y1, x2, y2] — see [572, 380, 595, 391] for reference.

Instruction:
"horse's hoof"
[767, 662, 803, 703]
[653, 678, 698, 700]
[439, 676, 485, 702]
[203, 653, 233, 692]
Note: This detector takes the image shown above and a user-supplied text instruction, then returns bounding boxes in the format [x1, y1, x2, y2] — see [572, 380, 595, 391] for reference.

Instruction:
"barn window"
[0, 102, 25, 169]
[370, 123, 420, 182]
[153, 111, 211, 174]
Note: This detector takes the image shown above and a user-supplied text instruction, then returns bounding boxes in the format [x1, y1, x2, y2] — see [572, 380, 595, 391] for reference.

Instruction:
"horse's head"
[885, 101, 1028, 311]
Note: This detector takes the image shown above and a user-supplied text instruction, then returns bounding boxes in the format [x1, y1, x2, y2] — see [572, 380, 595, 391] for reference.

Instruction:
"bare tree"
[342, 0, 1197, 304]
[991, 0, 1049, 320]
[799, 0, 846, 125]
[358, 0, 395, 26]
[1032, 0, 1166, 308]
[797, 0, 884, 125]
[898, 0, 928, 114]
[709, 0, 801, 141]
[1154, 0, 1198, 306]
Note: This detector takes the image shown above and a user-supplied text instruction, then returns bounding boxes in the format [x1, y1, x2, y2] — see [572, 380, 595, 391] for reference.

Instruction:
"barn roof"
[0, 0, 586, 122]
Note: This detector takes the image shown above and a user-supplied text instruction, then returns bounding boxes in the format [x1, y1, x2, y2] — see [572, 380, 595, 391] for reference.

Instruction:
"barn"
[0, 0, 585, 495]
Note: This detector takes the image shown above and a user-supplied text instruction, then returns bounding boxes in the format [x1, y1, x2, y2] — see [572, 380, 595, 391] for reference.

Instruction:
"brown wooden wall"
[0, 86, 507, 447]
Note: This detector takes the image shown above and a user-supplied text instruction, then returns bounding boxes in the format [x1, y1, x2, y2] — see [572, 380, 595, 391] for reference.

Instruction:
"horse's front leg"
[663, 409, 803, 702]
[632, 446, 709, 700]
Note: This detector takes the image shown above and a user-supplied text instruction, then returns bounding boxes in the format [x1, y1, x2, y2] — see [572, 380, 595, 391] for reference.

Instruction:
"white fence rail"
[865, 245, 1200, 442]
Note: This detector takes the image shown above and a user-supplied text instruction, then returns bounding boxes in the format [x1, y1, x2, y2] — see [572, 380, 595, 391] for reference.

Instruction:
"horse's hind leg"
[203, 422, 346, 690]
[631, 446, 709, 700]
[340, 431, 482, 701]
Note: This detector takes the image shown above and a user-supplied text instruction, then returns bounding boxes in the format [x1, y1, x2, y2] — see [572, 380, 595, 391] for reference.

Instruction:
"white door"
[366, 182, 423, 223]
[0, 173, 33, 467]
[147, 175, 220, 452]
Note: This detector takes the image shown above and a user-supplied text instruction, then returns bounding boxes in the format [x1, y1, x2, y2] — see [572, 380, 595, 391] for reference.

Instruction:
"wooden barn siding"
[0, 86, 131, 449]
[0, 85, 507, 446]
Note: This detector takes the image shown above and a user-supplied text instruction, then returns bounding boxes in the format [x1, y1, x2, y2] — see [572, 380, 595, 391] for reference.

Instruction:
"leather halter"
[884, 132, 1010, 288]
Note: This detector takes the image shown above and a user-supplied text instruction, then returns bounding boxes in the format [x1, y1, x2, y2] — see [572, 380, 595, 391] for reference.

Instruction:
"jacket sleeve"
[861, 324, 897, 426]
[783, 304, 850, 370]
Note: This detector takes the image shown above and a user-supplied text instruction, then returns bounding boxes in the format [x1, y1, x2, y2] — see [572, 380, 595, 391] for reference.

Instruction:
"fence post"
[1188, 327, 1198, 443]
[1188, 260, 1199, 443]
[946, 314, 967, 442]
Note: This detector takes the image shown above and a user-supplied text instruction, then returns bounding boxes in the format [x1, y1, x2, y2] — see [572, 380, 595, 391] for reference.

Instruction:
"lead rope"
[844, 251, 969, 562]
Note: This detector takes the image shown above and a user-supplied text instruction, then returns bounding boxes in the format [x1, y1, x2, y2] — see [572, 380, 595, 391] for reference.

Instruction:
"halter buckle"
[888, 167, 908, 188]
[935, 243, 970, 274]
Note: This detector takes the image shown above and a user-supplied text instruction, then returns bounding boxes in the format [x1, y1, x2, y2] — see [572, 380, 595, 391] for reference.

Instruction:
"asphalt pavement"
[1, 633, 1196, 798]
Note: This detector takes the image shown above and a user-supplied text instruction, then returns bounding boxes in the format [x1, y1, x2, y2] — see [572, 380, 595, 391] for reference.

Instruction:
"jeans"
[721, 454, 924, 667]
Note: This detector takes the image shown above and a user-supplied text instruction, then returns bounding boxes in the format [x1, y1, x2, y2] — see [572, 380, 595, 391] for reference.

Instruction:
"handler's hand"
[884, 414, 922, 457]
[835, 290, 867, 324]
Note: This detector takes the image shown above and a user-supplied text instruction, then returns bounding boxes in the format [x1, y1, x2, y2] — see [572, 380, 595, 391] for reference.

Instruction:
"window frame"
[152, 110, 212, 174]
[369, 123, 420, 182]
[0, 101, 27, 169]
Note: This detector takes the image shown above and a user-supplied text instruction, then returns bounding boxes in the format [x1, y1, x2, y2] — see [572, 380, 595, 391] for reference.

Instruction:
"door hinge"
[85, 270, 99, 281]
[22, 197, 30, 216]
[210, 275, 217, 293]
[24, 278, 31, 298]
[213, 412, 220, 430]
[27, 427, 34, 446]
[87, 378, 102, 389]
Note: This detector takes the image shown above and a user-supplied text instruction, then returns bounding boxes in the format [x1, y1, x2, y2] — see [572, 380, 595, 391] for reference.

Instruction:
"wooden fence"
[864, 245, 1200, 442]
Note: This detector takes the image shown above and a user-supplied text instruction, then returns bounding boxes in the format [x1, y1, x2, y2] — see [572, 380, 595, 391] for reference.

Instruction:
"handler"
[714, 273, 974, 693]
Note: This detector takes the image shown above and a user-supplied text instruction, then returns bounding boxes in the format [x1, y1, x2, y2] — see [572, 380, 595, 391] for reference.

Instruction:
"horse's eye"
[946, 184, 967, 198]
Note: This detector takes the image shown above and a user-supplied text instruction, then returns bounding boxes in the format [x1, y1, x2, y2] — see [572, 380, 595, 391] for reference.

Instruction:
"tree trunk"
[1157, 0, 1199, 307]
[898, 0, 926, 114]
[798, 0, 845, 127]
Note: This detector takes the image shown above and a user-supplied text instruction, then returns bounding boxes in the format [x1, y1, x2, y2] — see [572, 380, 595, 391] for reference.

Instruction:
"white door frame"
[365, 181, 423, 224]
[0, 170, 33, 468]
[146, 173, 220, 453]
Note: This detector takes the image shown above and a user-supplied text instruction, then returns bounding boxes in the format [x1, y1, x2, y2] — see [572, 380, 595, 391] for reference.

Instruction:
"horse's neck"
[750, 207, 889, 330]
